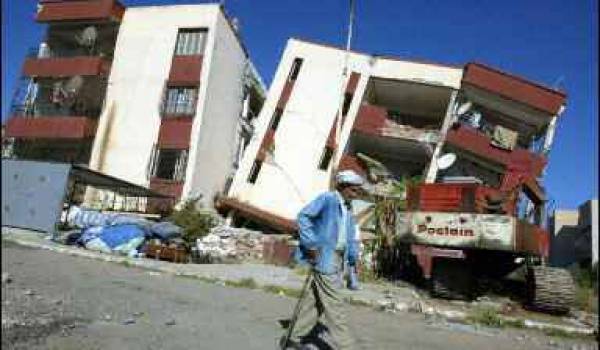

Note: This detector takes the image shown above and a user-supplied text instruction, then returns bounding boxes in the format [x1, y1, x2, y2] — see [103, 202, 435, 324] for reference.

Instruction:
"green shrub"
[167, 198, 220, 245]
[467, 307, 505, 328]
[569, 263, 599, 313]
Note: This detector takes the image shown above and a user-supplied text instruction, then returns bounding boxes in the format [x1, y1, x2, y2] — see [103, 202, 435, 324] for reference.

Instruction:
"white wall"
[89, 5, 221, 188]
[183, 9, 249, 208]
[228, 39, 463, 219]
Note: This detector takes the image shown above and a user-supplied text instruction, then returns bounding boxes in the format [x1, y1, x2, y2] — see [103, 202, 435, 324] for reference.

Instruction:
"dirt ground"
[2, 241, 598, 350]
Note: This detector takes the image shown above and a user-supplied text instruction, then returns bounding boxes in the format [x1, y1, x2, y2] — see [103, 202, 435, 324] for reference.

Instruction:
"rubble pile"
[194, 225, 265, 263]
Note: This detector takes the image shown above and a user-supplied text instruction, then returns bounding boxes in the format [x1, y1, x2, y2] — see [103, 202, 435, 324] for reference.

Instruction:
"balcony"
[354, 104, 441, 142]
[462, 62, 566, 116]
[149, 177, 184, 199]
[36, 0, 125, 23]
[157, 118, 193, 149]
[445, 123, 547, 177]
[23, 53, 110, 77]
[5, 115, 97, 139]
[167, 55, 203, 87]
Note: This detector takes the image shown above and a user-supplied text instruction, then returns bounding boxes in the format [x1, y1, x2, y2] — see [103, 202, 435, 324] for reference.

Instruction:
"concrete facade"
[227, 39, 463, 220]
[87, 4, 264, 209]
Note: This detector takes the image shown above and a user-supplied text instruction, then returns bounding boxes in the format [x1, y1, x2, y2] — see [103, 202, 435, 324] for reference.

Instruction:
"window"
[318, 146, 334, 170]
[342, 92, 353, 116]
[174, 28, 207, 56]
[287, 58, 303, 82]
[269, 108, 283, 131]
[247, 160, 263, 183]
[153, 149, 188, 181]
[164, 87, 197, 115]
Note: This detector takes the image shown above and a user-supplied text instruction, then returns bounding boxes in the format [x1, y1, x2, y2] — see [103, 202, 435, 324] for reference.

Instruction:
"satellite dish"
[65, 76, 84, 95]
[456, 101, 472, 117]
[437, 153, 457, 170]
[76, 26, 98, 51]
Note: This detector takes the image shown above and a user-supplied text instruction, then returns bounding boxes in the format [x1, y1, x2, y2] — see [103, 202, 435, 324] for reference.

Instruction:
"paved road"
[1, 242, 596, 350]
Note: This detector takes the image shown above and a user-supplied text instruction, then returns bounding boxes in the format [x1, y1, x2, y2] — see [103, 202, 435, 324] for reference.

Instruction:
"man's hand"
[306, 249, 319, 265]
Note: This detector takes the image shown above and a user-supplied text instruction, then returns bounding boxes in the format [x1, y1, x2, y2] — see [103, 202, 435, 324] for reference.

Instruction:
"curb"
[2, 234, 597, 337]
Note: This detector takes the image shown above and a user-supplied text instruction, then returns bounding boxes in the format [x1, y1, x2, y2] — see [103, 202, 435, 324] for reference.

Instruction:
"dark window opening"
[342, 92, 353, 116]
[269, 108, 283, 131]
[247, 160, 263, 184]
[318, 146, 334, 170]
[174, 28, 208, 56]
[288, 58, 303, 82]
[154, 149, 188, 181]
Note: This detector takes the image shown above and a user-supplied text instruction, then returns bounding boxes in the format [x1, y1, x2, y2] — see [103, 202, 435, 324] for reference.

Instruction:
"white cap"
[335, 170, 365, 186]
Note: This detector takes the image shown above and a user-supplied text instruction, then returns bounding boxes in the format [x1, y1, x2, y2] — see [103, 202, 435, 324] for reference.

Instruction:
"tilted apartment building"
[220, 38, 566, 233]
[4, 0, 265, 211]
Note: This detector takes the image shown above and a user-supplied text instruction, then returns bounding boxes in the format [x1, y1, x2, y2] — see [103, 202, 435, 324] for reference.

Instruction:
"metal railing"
[160, 101, 197, 117]
[11, 102, 100, 118]
[27, 45, 111, 59]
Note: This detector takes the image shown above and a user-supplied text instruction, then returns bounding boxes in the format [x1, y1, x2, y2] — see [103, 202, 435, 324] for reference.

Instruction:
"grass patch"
[466, 307, 526, 329]
[293, 266, 311, 277]
[225, 278, 258, 289]
[262, 284, 303, 298]
[117, 259, 137, 268]
[467, 307, 505, 328]
[345, 298, 372, 308]
[542, 327, 586, 339]
[570, 263, 598, 313]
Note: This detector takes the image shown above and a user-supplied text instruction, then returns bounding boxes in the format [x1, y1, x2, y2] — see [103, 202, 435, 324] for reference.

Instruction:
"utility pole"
[329, 0, 356, 189]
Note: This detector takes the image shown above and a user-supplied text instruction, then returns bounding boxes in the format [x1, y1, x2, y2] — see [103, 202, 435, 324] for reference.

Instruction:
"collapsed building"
[219, 38, 576, 311]
[4, 0, 265, 212]
[220, 38, 565, 234]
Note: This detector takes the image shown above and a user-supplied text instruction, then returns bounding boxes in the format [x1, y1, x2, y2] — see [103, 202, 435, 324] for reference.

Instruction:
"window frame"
[174, 28, 208, 56]
[164, 87, 198, 116]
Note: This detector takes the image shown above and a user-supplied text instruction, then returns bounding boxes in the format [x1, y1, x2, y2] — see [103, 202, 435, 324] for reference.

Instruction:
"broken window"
[269, 108, 283, 131]
[287, 58, 303, 82]
[164, 87, 197, 115]
[174, 28, 207, 56]
[247, 160, 263, 184]
[318, 146, 334, 170]
[153, 149, 188, 181]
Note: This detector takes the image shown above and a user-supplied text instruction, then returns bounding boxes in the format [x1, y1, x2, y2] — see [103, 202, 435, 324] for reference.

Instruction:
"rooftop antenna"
[552, 75, 565, 90]
[329, 0, 356, 189]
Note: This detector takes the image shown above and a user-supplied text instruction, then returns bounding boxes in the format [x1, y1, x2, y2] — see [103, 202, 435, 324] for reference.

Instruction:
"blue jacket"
[294, 191, 359, 275]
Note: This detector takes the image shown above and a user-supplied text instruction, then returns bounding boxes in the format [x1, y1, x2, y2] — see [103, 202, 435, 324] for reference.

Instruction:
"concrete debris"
[194, 225, 265, 262]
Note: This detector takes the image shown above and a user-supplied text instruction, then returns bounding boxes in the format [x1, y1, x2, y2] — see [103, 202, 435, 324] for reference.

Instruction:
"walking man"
[280, 170, 364, 349]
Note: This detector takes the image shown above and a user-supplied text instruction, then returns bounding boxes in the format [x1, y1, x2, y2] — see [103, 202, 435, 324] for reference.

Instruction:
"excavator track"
[527, 266, 575, 314]
[431, 259, 474, 301]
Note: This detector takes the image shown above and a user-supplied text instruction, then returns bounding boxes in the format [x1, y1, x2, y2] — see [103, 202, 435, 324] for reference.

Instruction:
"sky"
[1, 0, 598, 210]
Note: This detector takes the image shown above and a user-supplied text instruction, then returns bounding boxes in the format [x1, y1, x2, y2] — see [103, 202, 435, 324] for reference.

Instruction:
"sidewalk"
[2, 226, 596, 337]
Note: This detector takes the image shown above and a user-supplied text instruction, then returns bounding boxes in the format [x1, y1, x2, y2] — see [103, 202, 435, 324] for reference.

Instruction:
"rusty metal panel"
[403, 212, 516, 251]
[1, 159, 70, 234]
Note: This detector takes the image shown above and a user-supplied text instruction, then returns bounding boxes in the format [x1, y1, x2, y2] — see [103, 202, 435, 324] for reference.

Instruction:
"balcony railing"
[27, 45, 112, 60]
[11, 103, 100, 119]
[160, 101, 197, 117]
